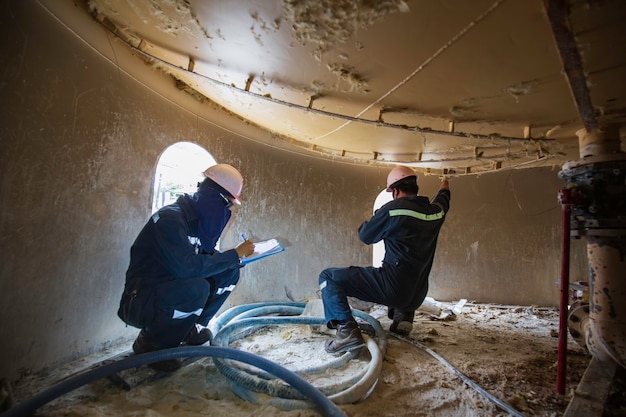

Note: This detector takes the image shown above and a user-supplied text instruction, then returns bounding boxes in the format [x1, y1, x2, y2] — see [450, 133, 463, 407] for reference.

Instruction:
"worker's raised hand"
[440, 177, 450, 190]
[235, 239, 255, 258]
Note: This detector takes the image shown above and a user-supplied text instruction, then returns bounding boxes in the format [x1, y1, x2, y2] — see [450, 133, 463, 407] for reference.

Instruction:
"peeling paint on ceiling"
[74, 0, 626, 175]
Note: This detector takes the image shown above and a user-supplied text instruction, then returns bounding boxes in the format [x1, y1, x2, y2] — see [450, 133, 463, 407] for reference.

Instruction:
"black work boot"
[324, 321, 365, 354]
[132, 330, 182, 372]
[184, 324, 212, 346]
[389, 309, 415, 336]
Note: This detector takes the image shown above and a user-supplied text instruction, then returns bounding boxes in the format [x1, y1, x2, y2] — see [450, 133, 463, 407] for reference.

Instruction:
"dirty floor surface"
[10, 303, 608, 416]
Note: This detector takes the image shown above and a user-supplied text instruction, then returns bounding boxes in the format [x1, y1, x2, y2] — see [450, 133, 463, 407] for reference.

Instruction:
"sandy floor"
[10, 302, 595, 417]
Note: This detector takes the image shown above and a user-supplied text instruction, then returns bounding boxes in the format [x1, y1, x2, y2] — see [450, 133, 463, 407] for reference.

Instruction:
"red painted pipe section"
[557, 187, 571, 395]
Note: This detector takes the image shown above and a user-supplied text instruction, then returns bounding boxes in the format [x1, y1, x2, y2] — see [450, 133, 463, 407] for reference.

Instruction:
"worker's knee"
[157, 278, 210, 310]
[319, 268, 333, 285]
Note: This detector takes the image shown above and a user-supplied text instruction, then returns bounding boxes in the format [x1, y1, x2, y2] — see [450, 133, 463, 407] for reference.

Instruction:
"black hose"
[1, 346, 347, 417]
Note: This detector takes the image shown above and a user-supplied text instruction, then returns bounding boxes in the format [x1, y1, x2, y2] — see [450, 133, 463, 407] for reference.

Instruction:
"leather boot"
[324, 321, 365, 354]
[132, 330, 182, 372]
[390, 309, 415, 335]
[184, 324, 212, 346]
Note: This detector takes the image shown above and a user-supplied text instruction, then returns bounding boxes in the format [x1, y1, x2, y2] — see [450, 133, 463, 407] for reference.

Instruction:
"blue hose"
[213, 315, 359, 379]
[214, 304, 362, 378]
[212, 303, 387, 354]
[229, 305, 305, 322]
[210, 302, 387, 407]
[213, 316, 356, 399]
[0, 346, 347, 417]
[210, 302, 306, 332]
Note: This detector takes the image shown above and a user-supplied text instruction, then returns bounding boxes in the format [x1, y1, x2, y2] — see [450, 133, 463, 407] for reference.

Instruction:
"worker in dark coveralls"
[118, 164, 255, 371]
[320, 166, 450, 353]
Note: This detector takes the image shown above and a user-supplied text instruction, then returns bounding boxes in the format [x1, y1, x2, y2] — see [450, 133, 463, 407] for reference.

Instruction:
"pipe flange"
[568, 302, 590, 351]
[561, 154, 626, 171]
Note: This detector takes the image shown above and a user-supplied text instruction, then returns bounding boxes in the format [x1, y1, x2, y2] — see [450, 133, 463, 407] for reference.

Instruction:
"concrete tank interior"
[1, 0, 625, 415]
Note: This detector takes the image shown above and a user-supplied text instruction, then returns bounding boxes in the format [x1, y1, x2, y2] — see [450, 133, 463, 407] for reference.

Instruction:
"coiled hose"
[0, 346, 347, 417]
[219, 302, 524, 416]
[210, 301, 387, 410]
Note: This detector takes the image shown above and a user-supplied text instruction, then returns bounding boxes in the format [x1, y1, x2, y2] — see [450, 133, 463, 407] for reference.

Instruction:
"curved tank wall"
[0, 0, 587, 381]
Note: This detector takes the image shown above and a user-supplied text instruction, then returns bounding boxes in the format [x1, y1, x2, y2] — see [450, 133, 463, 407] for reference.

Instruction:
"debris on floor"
[10, 302, 596, 417]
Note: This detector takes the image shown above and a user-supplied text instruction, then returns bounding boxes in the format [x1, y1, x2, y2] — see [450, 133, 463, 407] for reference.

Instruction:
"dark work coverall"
[118, 187, 241, 349]
[319, 188, 451, 325]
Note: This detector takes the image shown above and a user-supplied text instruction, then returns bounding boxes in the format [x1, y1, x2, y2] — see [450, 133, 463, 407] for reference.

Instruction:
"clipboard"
[240, 238, 285, 265]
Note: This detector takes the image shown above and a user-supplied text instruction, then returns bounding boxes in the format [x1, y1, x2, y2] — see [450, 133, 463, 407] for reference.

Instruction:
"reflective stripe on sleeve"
[389, 208, 444, 221]
[172, 308, 203, 319]
[216, 284, 236, 295]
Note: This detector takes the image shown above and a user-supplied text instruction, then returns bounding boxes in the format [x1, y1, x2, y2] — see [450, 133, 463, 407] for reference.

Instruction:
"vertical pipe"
[586, 238, 626, 368]
[559, 125, 626, 369]
[557, 188, 571, 394]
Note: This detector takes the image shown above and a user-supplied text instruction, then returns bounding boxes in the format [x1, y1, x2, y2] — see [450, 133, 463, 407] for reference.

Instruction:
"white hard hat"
[203, 164, 243, 204]
[386, 166, 417, 192]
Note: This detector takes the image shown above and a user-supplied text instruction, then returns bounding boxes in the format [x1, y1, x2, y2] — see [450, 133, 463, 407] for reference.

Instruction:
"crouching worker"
[320, 166, 450, 354]
[118, 164, 255, 371]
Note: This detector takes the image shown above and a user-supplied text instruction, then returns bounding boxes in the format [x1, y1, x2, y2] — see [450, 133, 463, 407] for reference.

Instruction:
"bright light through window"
[372, 189, 393, 267]
[152, 142, 216, 213]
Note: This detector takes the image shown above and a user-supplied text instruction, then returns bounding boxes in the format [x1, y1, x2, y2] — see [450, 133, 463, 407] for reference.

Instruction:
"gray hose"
[390, 333, 525, 417]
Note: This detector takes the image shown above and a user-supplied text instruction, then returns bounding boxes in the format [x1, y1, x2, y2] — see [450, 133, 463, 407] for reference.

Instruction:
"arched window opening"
[372, 189, 393, 267]
[152, 142, 216, 213]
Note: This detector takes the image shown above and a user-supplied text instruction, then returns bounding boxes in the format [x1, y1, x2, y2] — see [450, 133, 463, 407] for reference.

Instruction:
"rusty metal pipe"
[557, 188, 572, 394]
[559, 125, 626, 369]
[585, 238, 626, 367]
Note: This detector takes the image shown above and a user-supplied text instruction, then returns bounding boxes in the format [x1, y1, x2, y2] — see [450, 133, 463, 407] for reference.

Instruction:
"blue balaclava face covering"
[186, 179, 232, 251]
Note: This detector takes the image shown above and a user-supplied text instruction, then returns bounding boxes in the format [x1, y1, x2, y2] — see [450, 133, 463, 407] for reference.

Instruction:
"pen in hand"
[236, 233, 255, 258]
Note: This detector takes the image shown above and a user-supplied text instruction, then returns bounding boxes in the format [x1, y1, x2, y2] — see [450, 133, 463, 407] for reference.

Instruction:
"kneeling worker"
[118, 164, 255, 371]
[320, 166, 450, 353]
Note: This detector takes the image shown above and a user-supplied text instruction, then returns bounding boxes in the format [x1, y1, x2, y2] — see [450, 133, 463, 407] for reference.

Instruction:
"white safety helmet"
[386, 166, 417, 192]
[203, 164, 243, 205]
